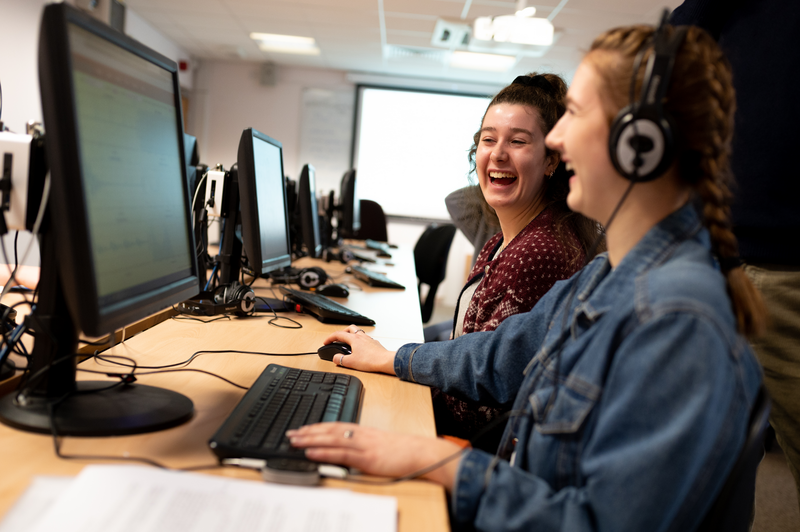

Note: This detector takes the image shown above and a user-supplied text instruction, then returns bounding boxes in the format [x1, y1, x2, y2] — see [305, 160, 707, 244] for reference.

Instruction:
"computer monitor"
[235, 128, 292, 278]
[0, 3, 200, 436]
[294, 164, 323, 258]
[338, 169, 360, 239]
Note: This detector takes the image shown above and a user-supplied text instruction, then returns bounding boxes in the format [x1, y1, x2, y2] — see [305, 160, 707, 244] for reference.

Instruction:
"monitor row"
[185, 131, 360, 294]
[0, 3, 358, 437]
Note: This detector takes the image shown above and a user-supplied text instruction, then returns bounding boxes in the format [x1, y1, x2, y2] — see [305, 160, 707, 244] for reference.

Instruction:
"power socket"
[203, 169, 226, 218]
[0, 132, 33, 231]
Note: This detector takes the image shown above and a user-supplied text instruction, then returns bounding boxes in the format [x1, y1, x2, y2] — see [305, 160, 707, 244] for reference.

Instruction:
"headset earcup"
[236, 289, 255, 316]
[298, 267, 328, 289]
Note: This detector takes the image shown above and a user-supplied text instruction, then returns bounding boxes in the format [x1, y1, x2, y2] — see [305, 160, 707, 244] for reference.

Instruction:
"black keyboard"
[350, 264, 406, 290]
[209, 364, 364, 464]
[365, 239, 393, 257]
[279, 286, 376, 325]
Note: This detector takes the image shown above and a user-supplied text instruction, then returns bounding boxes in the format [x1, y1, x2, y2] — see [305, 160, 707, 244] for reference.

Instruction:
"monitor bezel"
[236, 128, 293, 277]
[296, 163, 323, 259]
[339, 168, 361, 238]
[38, 3, 200, 337]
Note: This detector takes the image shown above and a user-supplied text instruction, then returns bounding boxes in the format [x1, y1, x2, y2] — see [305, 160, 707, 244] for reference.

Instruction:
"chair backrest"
[352, 199, 388, 242]
[698, 385, 771, 532]
[414, 223, 456, 323]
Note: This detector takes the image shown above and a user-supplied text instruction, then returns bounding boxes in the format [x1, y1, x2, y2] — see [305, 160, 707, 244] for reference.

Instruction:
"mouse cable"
[170, 307, 233, 323]
[254, 295, 303, 329]
[45, 386, 221, 472]
[90, 348, 317, 372]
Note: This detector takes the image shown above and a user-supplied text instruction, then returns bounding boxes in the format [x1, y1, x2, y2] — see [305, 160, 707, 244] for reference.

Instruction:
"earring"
[548, 169, 555, 179]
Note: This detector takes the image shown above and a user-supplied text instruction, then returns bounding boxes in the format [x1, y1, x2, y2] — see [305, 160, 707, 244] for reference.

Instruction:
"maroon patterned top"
[432, 205, 585, 449]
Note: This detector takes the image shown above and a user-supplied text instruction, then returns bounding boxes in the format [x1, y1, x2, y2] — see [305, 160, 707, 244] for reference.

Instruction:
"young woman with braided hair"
[288, 21, 765, 531]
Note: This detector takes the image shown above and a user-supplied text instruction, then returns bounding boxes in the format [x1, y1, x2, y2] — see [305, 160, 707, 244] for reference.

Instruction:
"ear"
[545, 151, 560, 175]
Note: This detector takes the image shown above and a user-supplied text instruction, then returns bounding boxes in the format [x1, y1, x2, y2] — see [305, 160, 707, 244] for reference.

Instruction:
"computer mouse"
[316, 283, 349, 298]
[317, 341, 352, 361]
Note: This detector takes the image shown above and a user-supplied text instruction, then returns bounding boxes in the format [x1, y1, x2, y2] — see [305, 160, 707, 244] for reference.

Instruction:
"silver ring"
[338, 355, 346, 368]
[355, 328, 365, 334]
[343, 430, 354, 439]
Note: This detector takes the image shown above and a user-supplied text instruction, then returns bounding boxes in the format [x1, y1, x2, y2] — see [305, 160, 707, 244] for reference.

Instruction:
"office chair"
[697, 385, 771, 532]
[414, 223, 456, 324]
[352, 199, 388, 242]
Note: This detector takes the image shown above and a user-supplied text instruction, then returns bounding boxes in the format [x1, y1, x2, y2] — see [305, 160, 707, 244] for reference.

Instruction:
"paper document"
[19, 465, 397, 532]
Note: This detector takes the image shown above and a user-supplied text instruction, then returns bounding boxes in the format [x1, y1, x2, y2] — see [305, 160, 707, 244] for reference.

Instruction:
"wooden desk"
[0, 248, 449, 532]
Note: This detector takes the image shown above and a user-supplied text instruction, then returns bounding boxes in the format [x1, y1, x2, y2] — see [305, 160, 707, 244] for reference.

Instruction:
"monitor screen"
[237, 128, 292, 276]
[339, 169, 360, 238]
[0, 3, 199, 437]
[295, 164, 323, 258]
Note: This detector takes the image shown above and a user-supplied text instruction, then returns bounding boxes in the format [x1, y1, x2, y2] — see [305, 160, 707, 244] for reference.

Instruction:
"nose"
[490, 143, 508, 162]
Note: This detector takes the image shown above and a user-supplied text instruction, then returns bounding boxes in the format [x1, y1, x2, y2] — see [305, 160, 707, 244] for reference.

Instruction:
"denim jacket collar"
[576, 203, 705, 323]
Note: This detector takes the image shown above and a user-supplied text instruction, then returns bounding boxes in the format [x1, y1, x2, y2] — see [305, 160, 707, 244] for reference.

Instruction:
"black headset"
[608, 12, 688, 182]
[322, 248, 354, 265]
[269, 266, 328, 289]
[214, 281, 255, 316]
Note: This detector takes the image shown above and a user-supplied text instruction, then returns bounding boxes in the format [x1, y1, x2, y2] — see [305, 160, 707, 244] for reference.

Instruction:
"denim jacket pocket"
[528, 380, 599, 435]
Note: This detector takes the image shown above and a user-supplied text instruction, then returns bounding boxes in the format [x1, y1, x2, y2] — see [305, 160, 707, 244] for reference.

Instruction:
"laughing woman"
[290, 19, 766, 532]
[437, 74, 602, 448]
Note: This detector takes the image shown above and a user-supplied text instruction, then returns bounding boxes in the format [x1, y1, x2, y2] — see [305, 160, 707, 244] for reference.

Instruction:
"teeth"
[489, 172, 516, 179]
[565, 163, 573, 171]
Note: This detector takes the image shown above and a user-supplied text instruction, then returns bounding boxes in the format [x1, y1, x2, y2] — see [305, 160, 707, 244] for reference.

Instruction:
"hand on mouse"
[322, 325, 396, 375]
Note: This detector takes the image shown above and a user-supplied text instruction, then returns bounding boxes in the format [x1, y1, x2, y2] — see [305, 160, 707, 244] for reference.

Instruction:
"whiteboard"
[352, 86, 491, 219]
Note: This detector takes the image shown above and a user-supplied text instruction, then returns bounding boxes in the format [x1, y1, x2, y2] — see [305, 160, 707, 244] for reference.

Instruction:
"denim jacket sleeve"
[447, 311, 760, 532]
[394, 302, 553, 407]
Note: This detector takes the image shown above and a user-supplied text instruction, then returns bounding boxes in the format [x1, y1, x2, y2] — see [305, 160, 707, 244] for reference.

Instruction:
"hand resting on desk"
[322, 324, 397, 375]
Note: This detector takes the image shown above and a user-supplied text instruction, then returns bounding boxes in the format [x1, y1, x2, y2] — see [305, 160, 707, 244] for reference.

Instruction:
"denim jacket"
[395, 204, 762, 532]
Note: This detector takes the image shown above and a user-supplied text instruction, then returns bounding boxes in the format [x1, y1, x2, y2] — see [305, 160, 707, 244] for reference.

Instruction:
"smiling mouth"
[489, 171, 517, 185]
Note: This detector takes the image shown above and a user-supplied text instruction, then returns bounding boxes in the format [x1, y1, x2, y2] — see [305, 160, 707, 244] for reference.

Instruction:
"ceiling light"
[450, 51, 516, 72]
[473, 15, 554, 46]
[250, 32, 320, 55]
[515, 7, 537, 17]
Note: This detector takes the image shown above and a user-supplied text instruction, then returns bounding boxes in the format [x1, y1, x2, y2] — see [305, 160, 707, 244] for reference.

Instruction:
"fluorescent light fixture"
[473, 15, 554, 46]
[250, 32, 320, 55]
[450, 51, 516, 72]
[515, 6, 537, 17]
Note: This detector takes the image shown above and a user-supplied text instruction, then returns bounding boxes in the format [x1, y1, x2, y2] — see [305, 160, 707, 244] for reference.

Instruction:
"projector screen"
[352, 86, 492, 220]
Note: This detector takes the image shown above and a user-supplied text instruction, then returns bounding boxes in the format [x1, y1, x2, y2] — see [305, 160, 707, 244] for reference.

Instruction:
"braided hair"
[468, 72, 604, 267]
[586, 25, 767, 337]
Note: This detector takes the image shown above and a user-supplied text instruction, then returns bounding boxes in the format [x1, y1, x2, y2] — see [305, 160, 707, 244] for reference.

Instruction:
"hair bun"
[512, 75, 555, 95]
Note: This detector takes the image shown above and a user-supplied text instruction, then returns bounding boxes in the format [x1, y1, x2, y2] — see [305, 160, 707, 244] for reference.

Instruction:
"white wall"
[188, 60, 353, 193]
[0, 1, 191, 267]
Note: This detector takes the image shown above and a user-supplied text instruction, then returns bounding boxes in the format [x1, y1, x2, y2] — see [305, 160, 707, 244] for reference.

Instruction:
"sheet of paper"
[24, 465, 397, 532]
[0, 476, 74, 532]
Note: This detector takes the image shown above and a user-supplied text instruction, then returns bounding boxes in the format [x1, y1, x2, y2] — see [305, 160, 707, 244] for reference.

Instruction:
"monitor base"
[0, 381, 193, 436]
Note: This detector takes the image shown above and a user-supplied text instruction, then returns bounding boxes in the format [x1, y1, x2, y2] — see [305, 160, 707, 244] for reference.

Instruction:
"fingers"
[287, 422, 358, 448]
